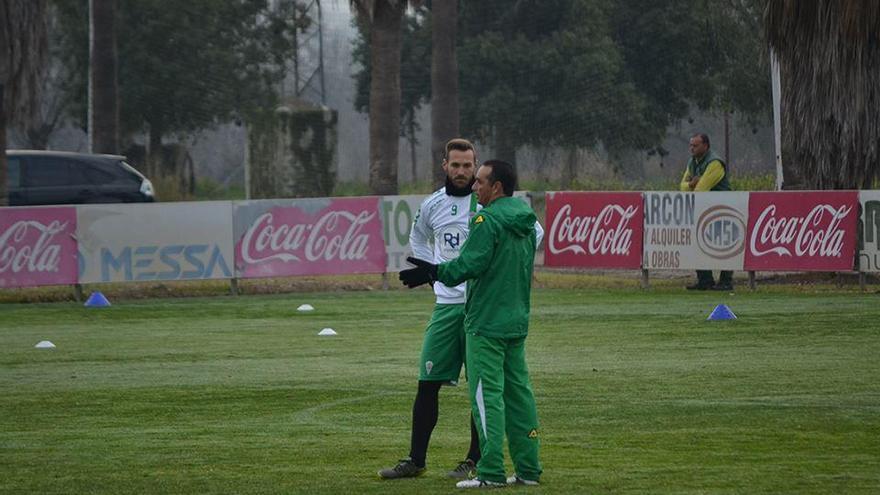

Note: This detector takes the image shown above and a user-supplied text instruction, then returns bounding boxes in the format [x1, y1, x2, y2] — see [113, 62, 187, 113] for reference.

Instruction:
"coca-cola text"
[240, 210, 376, 265]
[548, 204, 637, 256]
[749, 204, 851, 258]
[0, 220, 68, 274]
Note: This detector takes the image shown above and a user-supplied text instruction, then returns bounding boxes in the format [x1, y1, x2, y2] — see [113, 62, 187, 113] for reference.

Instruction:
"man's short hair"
[693, 133, 710, 147]
[482, 159, 517, 197]
[445, 138, 476, 160]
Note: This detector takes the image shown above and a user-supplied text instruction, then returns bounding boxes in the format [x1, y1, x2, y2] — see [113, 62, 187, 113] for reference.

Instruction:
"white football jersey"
[409, 188, 543, 304]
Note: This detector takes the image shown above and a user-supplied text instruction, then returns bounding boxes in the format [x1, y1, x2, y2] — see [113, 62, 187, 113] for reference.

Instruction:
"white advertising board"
[643, 191, 749, 271]
[859, 190, 880, 272]
[381, 195, 425, 272]
[77, 202, 235, 283]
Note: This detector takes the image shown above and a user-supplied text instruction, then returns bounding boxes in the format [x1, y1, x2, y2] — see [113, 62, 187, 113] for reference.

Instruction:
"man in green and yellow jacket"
[680, 132, 734, 291]
[400, 160, 543, 488]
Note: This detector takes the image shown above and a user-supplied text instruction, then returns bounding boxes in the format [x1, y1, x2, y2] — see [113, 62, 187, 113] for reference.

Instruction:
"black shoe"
[686, 282, 713, 290]
[447, 459, 476, 479]
[712, 283, 734, 291]
[378, 458, 426, 479]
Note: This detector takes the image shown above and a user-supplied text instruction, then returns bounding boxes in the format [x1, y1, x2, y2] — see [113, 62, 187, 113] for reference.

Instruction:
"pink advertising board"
[545, 192, 644, 269]
[744, 191, 859, 271]
[0, 207, 78, 288]
[234, 197, 387, 278]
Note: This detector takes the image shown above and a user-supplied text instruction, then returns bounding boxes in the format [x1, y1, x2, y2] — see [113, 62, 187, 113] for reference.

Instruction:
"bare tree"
[12, 94, 66, 150]
[11, 42, 69, 150]
[0, 0, 48, 205]
[352, 0, 405, 195]
[766, 0, 880, 189]
[430, 0, 459, 186]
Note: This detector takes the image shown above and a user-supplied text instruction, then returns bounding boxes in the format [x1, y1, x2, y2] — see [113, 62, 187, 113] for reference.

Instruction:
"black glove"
[399, 256, 438, 288]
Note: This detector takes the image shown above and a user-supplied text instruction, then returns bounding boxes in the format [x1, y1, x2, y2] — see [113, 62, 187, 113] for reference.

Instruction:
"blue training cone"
[707, 304, 736, 320]
[84, 291, 111, 308]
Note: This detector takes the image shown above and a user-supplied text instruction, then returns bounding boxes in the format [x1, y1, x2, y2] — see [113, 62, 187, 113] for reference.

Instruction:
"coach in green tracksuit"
[400, 160, 542, 488]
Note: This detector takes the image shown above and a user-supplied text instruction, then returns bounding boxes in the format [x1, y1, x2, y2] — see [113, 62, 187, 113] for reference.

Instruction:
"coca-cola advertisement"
[545, 192, 643, 269]
[234, 197, 387, 278]
[0, 207, 78, 288]
[744, 191, 859, 271]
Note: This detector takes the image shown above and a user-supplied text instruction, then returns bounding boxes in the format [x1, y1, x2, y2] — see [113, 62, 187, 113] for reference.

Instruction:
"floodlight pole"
[243, 121, 251, 200]
[87, 1, 94, 152]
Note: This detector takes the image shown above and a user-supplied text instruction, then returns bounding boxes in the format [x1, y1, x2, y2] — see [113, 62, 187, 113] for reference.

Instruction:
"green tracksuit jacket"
[436, 196, 537, 337]
[436, 196, 543, 484]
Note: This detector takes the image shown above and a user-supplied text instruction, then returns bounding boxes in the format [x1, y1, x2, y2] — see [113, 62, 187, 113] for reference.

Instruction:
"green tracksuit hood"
[487, 196, 537, 238]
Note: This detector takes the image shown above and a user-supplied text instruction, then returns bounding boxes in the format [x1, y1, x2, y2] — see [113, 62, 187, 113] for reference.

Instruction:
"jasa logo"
[696, 205, 746, 260]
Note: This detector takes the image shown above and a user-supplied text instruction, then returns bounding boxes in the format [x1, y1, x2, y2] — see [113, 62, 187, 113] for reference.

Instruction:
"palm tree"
[430, 0, 459, 186]
[351, 0, 406, 195]
[90, 0, 119, 154]
[0, 0, 48, 205]
[765, 0, 880, 189]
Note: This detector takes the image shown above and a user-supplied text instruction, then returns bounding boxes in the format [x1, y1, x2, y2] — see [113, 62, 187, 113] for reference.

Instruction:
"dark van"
[6, 150, 155, 206]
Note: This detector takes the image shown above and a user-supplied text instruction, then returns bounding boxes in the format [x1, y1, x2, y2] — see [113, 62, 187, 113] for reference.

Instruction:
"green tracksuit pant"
[466, 333, 542, 483]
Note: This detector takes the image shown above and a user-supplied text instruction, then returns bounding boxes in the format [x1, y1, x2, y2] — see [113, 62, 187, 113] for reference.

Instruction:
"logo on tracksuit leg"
[528, 429, 538, 439]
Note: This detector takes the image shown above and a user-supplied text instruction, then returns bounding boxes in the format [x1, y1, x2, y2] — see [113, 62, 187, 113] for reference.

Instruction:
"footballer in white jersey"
[379, 139, 484, 479]
[409, 188, 479, 304]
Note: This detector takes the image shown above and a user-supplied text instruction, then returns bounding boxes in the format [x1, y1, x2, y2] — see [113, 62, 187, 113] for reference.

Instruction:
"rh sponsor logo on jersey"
[444, 233, 460, 248]
[439, 225, 467, 259]
[444, 231, 462, 249]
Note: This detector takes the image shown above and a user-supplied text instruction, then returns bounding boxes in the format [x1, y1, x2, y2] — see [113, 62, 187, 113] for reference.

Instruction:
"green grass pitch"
[1, 287, 879, 494]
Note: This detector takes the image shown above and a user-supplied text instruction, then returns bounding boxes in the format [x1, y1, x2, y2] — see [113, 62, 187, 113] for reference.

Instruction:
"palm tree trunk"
[89, 0, 119, 154]
[780, 139, 805, 189]
[766, 0, 880, 189]
[0, 83, 7, 206]
[408, 113, 418, 182]
[493, 126, 516, 164]
[1, 0, 48, 205]
[563, 146, 578, 189]
[430, 0, 459, 187]
[367, 0, 403, 195]
[147, 125, 163, 179]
